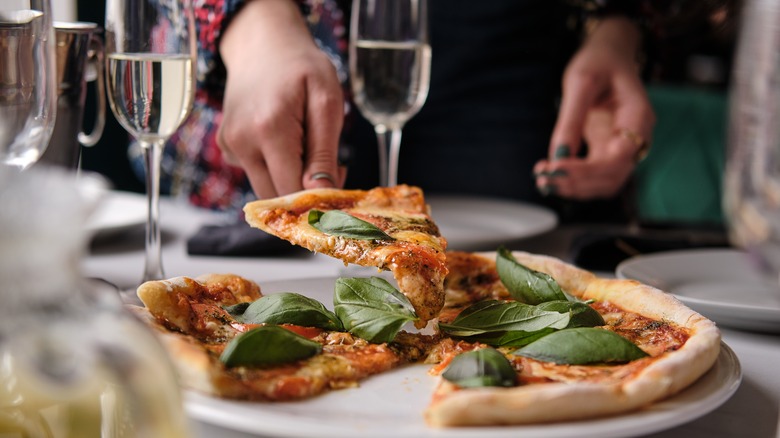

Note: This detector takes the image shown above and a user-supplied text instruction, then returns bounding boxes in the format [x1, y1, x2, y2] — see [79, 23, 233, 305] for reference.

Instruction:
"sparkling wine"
[352, 40, 431, 128]
[106, 53, 193, 142]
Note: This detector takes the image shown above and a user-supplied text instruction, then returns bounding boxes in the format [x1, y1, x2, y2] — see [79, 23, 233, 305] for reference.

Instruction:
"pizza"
[424, 250, 720, 426]
[133, 273, 435, 401]
[132, 249, 721, 427]
[243, 184, 448, 327]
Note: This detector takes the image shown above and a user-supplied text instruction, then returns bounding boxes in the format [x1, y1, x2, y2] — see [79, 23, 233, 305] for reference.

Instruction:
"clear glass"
[0, 0, 57, 171]
[104, 0, 196, 284]
[0, 166, 190, 437]
[349, 0, 431, 187]
[724, 0, 780, 290]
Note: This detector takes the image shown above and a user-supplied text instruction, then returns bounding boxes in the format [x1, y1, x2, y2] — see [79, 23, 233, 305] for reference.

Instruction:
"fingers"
[302, 71, 345, 190]
[548, 66, 605, 160]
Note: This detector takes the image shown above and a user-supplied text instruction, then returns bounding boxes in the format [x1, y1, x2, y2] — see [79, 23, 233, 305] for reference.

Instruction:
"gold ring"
[617, 128, 651, 163]
[311, 172, 336, 184]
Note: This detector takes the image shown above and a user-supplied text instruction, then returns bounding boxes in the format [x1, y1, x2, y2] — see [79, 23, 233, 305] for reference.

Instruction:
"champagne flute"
[0, 0, 57, 171]
[349, 0, 431, 187]
[104, 0, 196, 283]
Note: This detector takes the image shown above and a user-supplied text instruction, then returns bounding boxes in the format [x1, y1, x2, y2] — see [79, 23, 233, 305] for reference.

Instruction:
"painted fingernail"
[539, 184, 558, 196]
[554, 144, 570, 160]
[548, 169, 568, 177]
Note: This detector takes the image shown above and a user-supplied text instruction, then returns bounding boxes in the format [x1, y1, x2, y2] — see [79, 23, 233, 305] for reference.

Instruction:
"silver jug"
[39, 21, 105, 169]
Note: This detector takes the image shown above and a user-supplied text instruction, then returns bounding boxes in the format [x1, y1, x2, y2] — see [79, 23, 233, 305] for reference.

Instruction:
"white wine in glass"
[105, 0, 196, 284]
[350, 0, 431, 187]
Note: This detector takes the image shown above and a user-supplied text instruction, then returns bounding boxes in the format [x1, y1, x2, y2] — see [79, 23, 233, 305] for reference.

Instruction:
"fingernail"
[548, 169, 568, 177]
[539, 184, 558, 196]
[554, 144, 570, 160]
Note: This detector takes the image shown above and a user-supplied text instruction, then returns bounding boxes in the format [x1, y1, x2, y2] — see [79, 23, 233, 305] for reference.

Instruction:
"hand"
[534, 17, 655, 200]
[217, 0, 346, 199]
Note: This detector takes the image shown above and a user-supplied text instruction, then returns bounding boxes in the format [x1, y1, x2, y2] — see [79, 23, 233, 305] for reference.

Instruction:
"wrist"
[582, 16, 643, 68]
[220, 0, 310, 70]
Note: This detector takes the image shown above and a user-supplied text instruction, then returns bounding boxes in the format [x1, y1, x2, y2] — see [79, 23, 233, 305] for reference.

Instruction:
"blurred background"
[58, 0, 740, 227]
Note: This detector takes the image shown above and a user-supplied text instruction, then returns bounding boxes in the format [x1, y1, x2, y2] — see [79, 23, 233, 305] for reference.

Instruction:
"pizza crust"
[424, 251, 721, 427]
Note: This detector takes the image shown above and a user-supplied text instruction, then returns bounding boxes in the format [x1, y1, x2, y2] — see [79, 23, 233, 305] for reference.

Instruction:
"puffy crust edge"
[425, 251, 721, 427]
[127, 305, 226, 397]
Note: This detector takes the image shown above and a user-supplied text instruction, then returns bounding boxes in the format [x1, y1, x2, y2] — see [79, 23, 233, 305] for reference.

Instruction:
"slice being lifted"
[243, 185, 448, 326]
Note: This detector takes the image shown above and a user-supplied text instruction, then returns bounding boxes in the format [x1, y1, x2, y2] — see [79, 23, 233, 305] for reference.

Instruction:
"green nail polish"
[554, 144, 570, 159]
[539, 184, 558, 196]
[548, 169, 568, 177]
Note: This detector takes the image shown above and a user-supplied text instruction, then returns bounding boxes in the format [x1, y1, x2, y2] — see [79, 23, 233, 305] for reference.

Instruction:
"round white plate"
[86, 191, 146, 238]
[186, 277, 741, 438]
[426, 195, 557, 250]
[616, 249, 780, 333]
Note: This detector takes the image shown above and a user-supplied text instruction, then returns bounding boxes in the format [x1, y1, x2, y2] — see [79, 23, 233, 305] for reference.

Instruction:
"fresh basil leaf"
[232, 292, 342, 331]
[496, 247, 568, 304]
[308, 209, 393, 240]
[223, 302, 250, 318]
[460, 328, 556, 348]
[220, 326, 322, 368]
[441, 348, 518, 388]
[438, 300, 570, 337]
[515, 327, 649, 365]
[536, 300, 605, 328]
[333, 277, 417, 343]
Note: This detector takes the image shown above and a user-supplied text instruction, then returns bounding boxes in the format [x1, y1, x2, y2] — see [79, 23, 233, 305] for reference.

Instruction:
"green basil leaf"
[536, 300, 605, 328]
[441, 348, 518, 388]
[231, 292, 342, 331]
[308, 209, 393, 240]
[220, 326, 322, 368]
[223, 302, 250, 318]
[496, 247, 568, 304]
[333, 277, 417, 343]
[438, 300, 570, 337]
[515, 327, 649, 365]
[460, 328, 556, 348]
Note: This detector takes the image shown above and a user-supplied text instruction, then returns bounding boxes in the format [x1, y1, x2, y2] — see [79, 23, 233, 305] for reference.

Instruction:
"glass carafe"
[0, 167, 190, 437]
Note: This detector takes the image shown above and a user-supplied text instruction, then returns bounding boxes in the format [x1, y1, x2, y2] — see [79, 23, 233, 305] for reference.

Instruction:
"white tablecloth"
[84, 195, 780, 438]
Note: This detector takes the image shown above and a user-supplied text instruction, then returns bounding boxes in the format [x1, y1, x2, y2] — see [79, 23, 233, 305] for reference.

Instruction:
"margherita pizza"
[133, 249, 720, 427]
[243, 185, 448, 326]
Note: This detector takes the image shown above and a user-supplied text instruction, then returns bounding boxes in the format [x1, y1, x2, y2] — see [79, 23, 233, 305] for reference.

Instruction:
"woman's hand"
[217, 0, 346, 199]
[534, 16, 655, 200]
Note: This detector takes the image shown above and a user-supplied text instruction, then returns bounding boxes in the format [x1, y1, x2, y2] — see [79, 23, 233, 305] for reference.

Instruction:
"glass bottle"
[0, 167, 190, 437]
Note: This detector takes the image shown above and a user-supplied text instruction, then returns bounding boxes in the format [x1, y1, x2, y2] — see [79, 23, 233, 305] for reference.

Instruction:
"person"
[153, 0, 656, 222]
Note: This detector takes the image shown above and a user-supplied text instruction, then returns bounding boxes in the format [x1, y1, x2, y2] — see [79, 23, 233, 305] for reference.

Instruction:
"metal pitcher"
[39, 21, 105, 169]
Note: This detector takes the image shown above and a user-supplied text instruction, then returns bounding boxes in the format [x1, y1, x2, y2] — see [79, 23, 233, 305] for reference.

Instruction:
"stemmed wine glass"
[349, 0, 431, 187]
[0, 0, 57, 171]
[104, 0, 196, 283]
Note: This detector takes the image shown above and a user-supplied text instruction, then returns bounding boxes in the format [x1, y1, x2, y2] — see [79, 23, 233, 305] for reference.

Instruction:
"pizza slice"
[133, 273, 436, 401]
[243, 185, 448, 327]
[424, 250, 722, 426]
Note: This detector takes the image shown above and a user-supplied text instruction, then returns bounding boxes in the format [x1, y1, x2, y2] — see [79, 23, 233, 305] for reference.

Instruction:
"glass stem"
[140, 138, 165, 282]
[375, 124, 403, 187]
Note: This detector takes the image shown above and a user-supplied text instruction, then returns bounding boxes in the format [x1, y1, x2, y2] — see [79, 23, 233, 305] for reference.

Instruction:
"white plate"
[426, 195, 557, 250]
[616, 249, 780, 333]
[186, 277, 741, 438]
[86, 191, 146, 238]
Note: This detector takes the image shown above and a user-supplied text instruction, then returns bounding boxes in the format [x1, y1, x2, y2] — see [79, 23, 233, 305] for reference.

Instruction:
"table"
[84, 196, 780, 438]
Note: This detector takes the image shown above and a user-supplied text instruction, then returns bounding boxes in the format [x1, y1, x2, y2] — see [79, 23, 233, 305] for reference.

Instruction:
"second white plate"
[86, 191, 146, 239]
[616, 248, 780, 333]
[426, 195, 557, 250]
